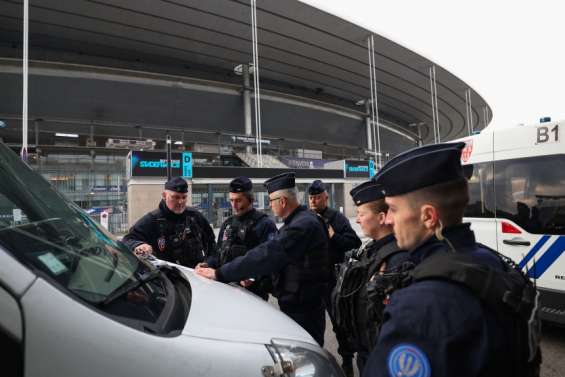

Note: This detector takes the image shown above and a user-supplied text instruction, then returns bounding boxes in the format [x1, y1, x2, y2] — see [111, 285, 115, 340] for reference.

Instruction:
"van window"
[494, 155, 565, 235]
[464, 162, 495, 218]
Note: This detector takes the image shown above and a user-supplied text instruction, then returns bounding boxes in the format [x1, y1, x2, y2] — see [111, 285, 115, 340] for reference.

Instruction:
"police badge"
[158, 236, 166, 252]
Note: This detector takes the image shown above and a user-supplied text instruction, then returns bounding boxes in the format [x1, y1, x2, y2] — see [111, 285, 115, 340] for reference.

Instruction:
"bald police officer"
[196, 172, 330, 346]
[123, 176, 216, 268]
[363, 143, 541, 377]
[207, 176, 277, 300]
[308, 179, 361, 375]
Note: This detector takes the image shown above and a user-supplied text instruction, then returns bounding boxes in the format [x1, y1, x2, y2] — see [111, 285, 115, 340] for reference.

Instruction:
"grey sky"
[301, 0, 564, 131]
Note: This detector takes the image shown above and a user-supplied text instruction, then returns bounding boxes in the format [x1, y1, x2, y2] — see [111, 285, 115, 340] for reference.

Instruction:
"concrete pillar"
[365, 101, 372, 151]
[243, 64, 253, 154]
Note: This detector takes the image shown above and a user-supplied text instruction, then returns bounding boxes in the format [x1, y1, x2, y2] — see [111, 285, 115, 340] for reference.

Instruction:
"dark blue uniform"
[211, 208, 277, 299]
[216, 205, 329, 345]
[123, 200, 216, 268]
[363, 224, 517, 377]
[320, 207, 361, 266]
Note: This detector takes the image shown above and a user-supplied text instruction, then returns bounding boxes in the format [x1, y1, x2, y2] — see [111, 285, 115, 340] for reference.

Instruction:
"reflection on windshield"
[0, 143, 143, 304]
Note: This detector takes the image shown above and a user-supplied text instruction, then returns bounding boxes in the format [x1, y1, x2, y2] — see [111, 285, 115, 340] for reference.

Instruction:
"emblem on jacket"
[387, 344, 430, 377]
[158, 236, 166, 252]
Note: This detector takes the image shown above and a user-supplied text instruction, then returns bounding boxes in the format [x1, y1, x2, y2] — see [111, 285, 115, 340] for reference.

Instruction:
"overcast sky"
[301, 0, 564, 130]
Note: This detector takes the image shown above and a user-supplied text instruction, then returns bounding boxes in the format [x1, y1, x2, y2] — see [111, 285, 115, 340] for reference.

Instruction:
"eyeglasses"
[268, 196, 282, 203]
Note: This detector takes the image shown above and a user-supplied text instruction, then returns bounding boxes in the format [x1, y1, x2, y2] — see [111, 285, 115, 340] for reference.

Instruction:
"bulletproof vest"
[333, 238, 404, 352]
[152, 209, 206, 268]
[273, 213, 330, 302]
[406, 248, 541, 377]
[217, 211, 266, 266]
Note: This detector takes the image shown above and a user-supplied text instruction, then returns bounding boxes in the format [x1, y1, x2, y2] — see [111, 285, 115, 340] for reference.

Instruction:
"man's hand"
[196, 266, 217, 280]
[328, 224, 335, 238]
[240, 278, 255, 287]
[134, 243, 153, 257]
[196, 262, 208, 268]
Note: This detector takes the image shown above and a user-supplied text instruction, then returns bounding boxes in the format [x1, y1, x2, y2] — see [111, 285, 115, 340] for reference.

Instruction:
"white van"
[0, 142, 343, 377]
[457, 120, 565, 324]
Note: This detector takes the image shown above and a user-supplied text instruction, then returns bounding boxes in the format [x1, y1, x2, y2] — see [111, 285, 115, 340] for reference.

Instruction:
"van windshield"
[0, 143, 141, 304]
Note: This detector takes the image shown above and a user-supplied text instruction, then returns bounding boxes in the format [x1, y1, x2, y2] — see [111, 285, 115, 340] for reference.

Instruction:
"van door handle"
[503, 239, 531, 246]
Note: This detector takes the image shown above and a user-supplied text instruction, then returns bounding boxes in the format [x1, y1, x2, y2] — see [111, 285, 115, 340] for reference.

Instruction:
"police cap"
[230, 176, 253, 193]
[264, 172, 295, 194]
[350, 180, 384, 206]
[308, 180, 326, 195]
[164, 176, 188, 193]
[373, 142, 465, 196]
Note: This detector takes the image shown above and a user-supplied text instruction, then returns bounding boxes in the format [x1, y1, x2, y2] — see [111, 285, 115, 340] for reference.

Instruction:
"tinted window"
[464, 162, 495, 218]
[494, 155, 565, 235]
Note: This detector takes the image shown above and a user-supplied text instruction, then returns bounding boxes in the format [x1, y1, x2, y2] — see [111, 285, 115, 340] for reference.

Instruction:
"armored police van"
[457, 119, 565, 324]
[0, 142, 343, 377]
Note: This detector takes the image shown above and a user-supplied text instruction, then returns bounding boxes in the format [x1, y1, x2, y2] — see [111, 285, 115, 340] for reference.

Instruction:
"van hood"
[176, 266, 315, 345]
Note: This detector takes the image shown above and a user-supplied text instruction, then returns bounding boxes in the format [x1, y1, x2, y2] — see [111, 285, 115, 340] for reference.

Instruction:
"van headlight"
[263, 339, 344, 377]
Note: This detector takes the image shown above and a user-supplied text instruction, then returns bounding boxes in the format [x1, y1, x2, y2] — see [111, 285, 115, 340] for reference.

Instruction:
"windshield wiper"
[101, 267, 162, 307]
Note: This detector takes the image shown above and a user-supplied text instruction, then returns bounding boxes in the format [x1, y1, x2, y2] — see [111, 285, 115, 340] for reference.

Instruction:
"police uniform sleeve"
[330, 212, 361, 253]
[206, 221, 226, 268]
[255, 216, 278, 244]
[362, 281, 487, 377]
[122, 213, 156, 251]
[215, 220, 311, 283]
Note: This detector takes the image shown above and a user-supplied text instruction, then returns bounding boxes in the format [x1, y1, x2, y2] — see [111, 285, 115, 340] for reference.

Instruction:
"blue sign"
[344, 160, 371, 178]
[369, 160, 376, 178]
[182, 152, 193, 178]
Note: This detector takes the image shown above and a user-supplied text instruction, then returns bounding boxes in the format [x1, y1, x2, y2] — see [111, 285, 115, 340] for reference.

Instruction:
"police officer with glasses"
[196, 172, 330, 346]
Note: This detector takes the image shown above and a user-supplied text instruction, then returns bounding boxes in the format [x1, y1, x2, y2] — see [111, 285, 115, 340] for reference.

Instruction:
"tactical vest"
[404, 248, 542, 377]
[217, 211, 267, 266]
[333, 238, 405, 352]
[151, 208, 206, 268]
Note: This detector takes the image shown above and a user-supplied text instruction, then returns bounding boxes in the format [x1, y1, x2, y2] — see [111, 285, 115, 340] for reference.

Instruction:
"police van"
[0, 141, 342, 377]
[457, 119, 565, 325]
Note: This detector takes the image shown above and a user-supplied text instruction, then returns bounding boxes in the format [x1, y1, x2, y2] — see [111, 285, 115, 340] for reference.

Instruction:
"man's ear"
[421, 204, 439, 230]
[378, 211, 387, 226]
[162, 191, 167, 200]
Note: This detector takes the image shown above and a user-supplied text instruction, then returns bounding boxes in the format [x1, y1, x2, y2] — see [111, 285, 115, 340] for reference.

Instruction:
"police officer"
[206, 176, 277, 300]
[308, 179, 361, 375]
[196, 172, 330, 346]
[123, 176, 216, 268]
[363, 143, 541, 377]
[333, 180, 409, 376]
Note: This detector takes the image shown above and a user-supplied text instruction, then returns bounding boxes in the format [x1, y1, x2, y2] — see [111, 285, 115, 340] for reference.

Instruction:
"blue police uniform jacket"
[122, 200, 216, 265]
[216, 205, 329, 304]
[320, 207, 361, 267]
[363, 223, 515, 377]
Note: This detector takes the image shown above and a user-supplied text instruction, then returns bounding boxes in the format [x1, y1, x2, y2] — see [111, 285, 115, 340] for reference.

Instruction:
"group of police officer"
[123, 142, 541, 377]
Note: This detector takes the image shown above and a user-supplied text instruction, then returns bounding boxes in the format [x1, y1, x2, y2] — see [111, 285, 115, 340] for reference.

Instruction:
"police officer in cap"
[203, 176, 277, 300]
[308, 179, 361, 375]
[196, 172, 330, 346]
[333, 180, 409, 376]
[363, 143, 541, 377]
[123, 176, 216, 268]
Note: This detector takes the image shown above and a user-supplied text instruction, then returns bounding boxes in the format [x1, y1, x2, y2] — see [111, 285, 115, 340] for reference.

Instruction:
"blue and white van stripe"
[518, 235, 565, 279]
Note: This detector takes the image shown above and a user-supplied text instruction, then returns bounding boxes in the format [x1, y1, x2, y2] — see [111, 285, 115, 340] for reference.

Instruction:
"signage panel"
[130, 151, 193, 178]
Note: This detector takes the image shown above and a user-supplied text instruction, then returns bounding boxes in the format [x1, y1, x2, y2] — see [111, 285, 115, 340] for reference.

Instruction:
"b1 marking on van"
[536, 124, 559, 144]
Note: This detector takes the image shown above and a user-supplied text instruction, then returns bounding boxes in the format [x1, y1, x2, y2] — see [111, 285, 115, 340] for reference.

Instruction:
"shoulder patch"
[387, 344, 431, 377]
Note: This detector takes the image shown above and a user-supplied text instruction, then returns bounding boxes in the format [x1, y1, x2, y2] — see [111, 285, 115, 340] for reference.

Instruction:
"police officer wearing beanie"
[204, 176, 277, 300]
[123, 177, 216, 268]
[363, 143, 541, 377]
[308, 179, 361, 375]
[196, 172, 330, 346]
[333, 181, 409, 376]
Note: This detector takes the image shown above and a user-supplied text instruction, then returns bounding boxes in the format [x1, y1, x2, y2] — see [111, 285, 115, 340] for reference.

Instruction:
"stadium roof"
[0, 0, 491, 146]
